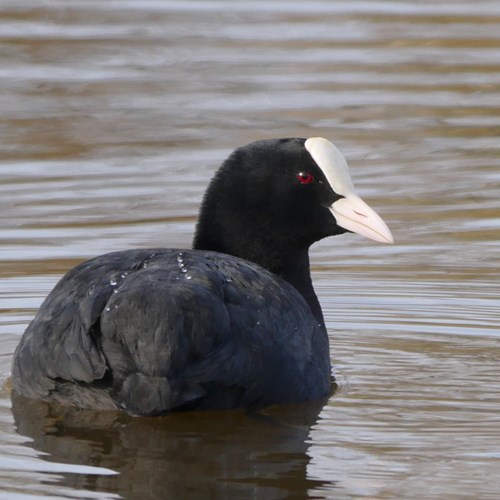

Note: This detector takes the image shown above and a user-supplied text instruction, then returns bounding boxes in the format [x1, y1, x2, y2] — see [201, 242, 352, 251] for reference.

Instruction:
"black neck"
[278, 250, 325, 329]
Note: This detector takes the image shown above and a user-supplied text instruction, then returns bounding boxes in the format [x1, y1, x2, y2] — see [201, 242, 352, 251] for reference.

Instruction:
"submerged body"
[13, 249, 330, 415]
[12, 137, 393, 415]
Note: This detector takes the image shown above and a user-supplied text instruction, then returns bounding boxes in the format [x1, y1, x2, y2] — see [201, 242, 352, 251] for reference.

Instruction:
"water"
[1, 0, 499, 498]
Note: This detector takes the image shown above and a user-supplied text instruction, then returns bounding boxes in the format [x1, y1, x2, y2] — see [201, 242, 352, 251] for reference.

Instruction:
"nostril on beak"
[353, 210, 368, 218]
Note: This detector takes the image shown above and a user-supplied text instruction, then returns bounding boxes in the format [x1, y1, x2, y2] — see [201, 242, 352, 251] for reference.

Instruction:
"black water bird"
[11, 137, 393, 416]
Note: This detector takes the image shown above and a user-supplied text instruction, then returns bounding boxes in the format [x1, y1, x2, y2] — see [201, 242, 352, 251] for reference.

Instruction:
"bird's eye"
[297, 172, 314, 185]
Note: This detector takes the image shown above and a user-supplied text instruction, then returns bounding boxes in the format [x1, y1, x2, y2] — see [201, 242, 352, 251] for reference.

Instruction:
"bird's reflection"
[11, 392, 333, 499]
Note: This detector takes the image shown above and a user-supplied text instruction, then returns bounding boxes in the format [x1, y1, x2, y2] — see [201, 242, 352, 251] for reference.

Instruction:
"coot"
[12, 137, 393, 416]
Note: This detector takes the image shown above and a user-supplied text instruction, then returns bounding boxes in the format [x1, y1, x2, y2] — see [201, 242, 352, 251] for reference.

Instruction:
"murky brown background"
[0, 1, 499, 498]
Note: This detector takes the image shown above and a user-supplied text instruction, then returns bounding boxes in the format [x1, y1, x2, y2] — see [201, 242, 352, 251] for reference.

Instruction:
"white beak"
[331, 193, 394, 244]
[304, 137, 394, 244]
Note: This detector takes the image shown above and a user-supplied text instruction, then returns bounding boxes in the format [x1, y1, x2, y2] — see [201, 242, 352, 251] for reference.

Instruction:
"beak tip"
[370, 232, 394, 244]
[376, 225, 394, 244]
[384, 233, 395, 244]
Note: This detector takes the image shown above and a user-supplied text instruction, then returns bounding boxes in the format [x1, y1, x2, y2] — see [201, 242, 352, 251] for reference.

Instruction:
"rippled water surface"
[1, 1, 499, 498]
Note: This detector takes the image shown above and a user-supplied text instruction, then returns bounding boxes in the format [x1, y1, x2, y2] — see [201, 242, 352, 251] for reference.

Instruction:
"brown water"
[1, 1, 499, 498]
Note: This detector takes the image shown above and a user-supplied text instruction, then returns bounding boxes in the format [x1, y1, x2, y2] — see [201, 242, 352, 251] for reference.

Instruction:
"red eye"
[297, 172, 314, 184]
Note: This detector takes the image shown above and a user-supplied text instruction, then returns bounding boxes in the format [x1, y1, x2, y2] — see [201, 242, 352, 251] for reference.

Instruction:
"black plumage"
[12, 138, 392, 415]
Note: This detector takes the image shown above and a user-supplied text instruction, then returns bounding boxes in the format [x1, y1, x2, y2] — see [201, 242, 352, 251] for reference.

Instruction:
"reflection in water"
[11, 392, 331, 499]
